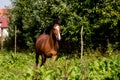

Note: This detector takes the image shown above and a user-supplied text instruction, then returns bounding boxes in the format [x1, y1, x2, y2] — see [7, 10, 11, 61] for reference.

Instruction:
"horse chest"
[44, 43, 58, 56]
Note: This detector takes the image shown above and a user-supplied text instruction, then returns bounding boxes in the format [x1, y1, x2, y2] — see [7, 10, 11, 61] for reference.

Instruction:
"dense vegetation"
[0, 51, 119, 80]
[2, 1, 120, 79]
[8, 0, 120, 52]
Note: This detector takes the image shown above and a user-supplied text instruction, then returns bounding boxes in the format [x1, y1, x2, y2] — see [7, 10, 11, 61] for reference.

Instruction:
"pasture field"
[0, 50, 120, 80]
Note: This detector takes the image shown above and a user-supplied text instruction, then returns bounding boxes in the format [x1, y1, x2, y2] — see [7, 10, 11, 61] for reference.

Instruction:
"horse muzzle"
[56, 34, 61, 41]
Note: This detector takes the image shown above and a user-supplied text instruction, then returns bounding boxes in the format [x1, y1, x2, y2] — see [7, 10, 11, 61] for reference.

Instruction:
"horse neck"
[49, 30, 57, 49]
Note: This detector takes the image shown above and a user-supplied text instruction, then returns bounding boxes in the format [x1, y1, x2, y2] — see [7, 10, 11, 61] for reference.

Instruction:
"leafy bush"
[89, 57, 120, 80]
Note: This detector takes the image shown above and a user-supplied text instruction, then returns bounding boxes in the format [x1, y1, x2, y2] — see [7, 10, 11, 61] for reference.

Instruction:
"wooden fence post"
[81, 26, 83, 59]
[1, 28, 4, 50]
[14, 26, 16, 54]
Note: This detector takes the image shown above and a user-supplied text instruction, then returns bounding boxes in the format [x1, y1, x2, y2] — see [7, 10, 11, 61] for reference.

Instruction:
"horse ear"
[58, 20, 61, 25]
[53, 20, 61, 26]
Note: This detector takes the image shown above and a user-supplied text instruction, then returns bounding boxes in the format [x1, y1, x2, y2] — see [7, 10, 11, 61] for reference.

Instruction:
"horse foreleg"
[40, 54, 46, 66]
[52, 55, 57, 63]
[51, 55, 57, 67]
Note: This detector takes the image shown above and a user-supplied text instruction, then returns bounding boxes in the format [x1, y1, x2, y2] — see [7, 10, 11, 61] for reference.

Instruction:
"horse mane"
[43, 26, 52, 34]
[43, 24, 55, 35]
[42, 23, 60, 35]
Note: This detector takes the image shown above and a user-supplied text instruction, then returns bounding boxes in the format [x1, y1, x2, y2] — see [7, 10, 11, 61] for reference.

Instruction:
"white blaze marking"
[55, 25, 59, 31]
[55, 25, 61, 40]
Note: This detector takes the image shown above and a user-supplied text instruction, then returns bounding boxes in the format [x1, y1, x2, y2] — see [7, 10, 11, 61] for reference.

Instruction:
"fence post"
[81, 26, 83, 59]
[14, 26, 16, 54]
[1, 28, 4, 50]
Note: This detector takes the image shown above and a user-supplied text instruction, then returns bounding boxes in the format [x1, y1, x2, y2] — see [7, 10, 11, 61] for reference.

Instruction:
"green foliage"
[0, 51, 34, 80]
[0, 51, 120, 80]
[89, 57, 120, 80]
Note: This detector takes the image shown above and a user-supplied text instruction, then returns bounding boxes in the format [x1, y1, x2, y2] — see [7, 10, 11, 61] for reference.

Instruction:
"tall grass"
[0, 50, 120, 80]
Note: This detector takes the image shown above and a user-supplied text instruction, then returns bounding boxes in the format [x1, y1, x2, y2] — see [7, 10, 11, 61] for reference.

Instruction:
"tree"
[9, 0, 120, 53]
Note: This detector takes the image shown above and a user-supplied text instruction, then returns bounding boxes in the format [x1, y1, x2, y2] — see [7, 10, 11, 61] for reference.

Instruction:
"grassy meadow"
[0, 50, 120, 80]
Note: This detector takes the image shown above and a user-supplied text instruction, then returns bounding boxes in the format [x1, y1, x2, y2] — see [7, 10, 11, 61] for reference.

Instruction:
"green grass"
[0, 50, 120, 80]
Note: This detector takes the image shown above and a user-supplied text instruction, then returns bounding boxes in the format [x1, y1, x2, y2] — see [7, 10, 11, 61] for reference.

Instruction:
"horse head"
[52, 24, 61, 41]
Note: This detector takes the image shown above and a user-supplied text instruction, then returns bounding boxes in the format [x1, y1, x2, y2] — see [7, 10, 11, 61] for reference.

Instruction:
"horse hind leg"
[35, 52, 39, 68]
[40, 54, 46, 66]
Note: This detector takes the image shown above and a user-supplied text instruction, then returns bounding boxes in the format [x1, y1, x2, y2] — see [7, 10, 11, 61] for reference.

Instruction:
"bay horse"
[35, 23, 61, 67]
